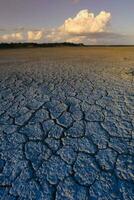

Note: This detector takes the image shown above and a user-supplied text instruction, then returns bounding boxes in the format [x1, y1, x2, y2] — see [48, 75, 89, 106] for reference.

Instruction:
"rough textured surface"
[0, 47, 134, 199]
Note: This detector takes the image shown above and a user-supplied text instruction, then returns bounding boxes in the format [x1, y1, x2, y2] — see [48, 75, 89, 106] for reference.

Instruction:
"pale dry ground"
[0, 48, 134, 200]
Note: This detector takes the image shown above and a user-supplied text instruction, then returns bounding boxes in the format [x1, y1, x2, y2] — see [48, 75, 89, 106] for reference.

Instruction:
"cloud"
[0, 32, 23, 42]
[12, 33, 23, 40]
[60, 9, 111, 35]
[66, 36, 86, 43]
[1, 9, 111, 43]
[46, 9, 111, 43]
[0, 9, 134, 44]
[27, 31, 43, 41]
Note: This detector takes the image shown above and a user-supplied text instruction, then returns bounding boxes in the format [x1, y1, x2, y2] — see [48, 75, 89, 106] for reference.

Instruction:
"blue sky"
[0, 0, 134, 44]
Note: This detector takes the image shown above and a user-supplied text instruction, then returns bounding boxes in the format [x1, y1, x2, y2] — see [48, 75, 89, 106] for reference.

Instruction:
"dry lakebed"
[0, 47, 134, 200]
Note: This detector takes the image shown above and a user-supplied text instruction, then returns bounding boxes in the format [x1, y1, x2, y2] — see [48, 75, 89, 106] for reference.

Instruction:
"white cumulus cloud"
[0, 32, 23, 41]
[1, 9, 132, 44]
[60, 9, 111, 35]
[46, 9, 111, 43]
[27, 31, 43, 41]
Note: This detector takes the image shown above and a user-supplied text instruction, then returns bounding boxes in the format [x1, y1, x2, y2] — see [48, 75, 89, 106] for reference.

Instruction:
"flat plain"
[0, 47, 134, 200]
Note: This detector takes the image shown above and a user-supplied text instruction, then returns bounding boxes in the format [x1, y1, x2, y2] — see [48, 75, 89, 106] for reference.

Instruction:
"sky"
[0, 0, 134, 44]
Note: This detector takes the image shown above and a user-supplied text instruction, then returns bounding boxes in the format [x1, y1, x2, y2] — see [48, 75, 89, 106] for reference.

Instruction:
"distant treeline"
[0, 42, 134, 49]
[0, 42, 84, 49]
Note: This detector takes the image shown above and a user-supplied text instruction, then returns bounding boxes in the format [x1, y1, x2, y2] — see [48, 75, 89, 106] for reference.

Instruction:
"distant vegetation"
[0, 42, 134, 49]
[0, 42, 84, 49]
